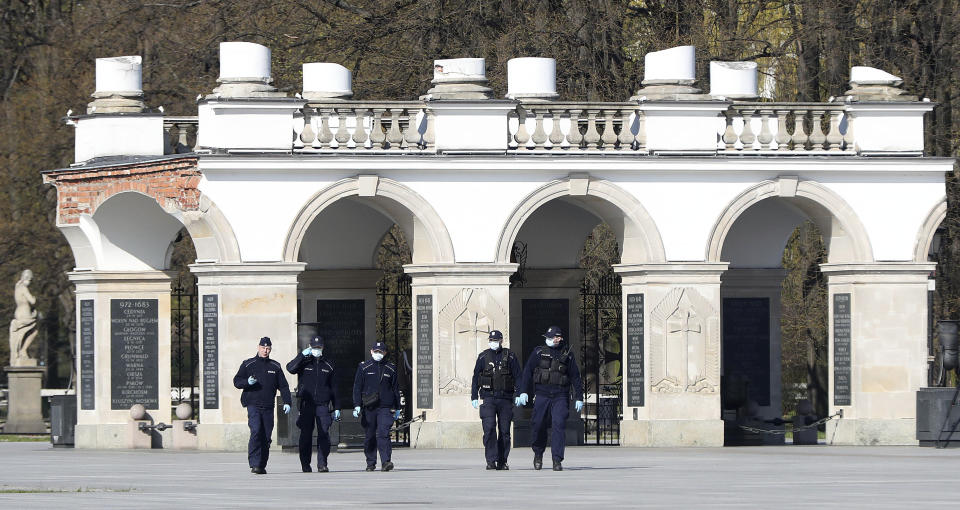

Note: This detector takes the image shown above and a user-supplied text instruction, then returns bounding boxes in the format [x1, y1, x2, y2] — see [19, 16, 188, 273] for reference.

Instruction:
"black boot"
[497, 462, 509, 470]
[366, 465, 377, 472]
[301, 465, 311, 473]
[382, 461, 394, 472]
[317, 465, 329, 473]
[552, 460, 563, 471]
[533, 454, 543, 470]
[486, 462, 497, 470]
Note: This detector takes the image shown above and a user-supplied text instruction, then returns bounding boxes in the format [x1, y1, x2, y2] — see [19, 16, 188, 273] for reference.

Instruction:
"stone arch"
[495, 176, 666, 264]
[914, 197, 947, 263]
[706, 178, 874, 264]
[283, 176, 455, 264]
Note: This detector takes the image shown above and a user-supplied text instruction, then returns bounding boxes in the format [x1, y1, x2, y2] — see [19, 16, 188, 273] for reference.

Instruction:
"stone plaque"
[80, 299, 95, 410]
[722, 298, 771, 406]
[626, 294, 644, 407]
[416, 295, 433, 409]
[316, 299, 365, 409]
[521, 299, 569, 361]
[202, 295, 219, 409]
[110, 299, 159, 410]
[833, 293, 852, 406]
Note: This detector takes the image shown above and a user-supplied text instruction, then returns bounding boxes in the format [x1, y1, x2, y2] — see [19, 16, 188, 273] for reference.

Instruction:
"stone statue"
[8, 269, 38, 366]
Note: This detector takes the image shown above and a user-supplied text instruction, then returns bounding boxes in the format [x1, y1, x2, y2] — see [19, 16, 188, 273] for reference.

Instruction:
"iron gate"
[580, 272, 622, 445]
[377, 273, 413, 446]
[171, 275, 199, 420]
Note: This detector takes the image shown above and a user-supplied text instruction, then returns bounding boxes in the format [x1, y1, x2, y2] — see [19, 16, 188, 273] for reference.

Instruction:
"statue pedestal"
[3, 366, 46, 433]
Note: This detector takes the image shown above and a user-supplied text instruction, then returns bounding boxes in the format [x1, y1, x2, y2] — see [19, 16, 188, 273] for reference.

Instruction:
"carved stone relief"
[649, 287, 720, 394]
[437, 288, 506, 395]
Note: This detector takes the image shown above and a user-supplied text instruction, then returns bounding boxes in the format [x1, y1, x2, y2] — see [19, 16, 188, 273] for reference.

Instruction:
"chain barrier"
[737, 409, 843, 436]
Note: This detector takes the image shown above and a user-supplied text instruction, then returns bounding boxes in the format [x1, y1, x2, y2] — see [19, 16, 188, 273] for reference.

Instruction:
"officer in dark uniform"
[232, 336, 292, 474]
[518, 326, 583, 471]
[286, 336, 340, 473]
[471, 330, 522, 470]
[352, 341, 401, 472]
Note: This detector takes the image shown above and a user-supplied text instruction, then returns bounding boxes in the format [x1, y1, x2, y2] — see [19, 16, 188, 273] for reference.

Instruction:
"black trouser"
[362, 407, 393, 467]
[531, 394, 569, 462]
[247, 405, 274, 469]
[298, 403, 333, 468]
[480, 397, 513, 465]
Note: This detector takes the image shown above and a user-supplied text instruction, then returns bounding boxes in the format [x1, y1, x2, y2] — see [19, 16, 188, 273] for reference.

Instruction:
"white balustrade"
[293, 102, 434, 152]
[507, 103, 646, 152]
[720, 104, 854, 153]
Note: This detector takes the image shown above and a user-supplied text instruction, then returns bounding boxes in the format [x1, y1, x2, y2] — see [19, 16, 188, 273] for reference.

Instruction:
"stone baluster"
[842, 112, 855, 152]
[164, 121, 176, 153]
[531, 108, 548, 150]
[387, 108, 404, 149]
[825, 110, 843, 151]
[352, 108, 369, 149]
[369, 108, 387, 149]
[634, 110, 646, 151]
[617, 108, 635, 150]
[600, 110, 618, 149]
[335, 108, 351, 148]
[584, 109, 602, 149]
[792, 109, 809, 151]
[721, 110, 738, 150]
[317, 108, 334, 149]
[757, 110, 774, 150]
[403, 108, 422, 149]
[808, 109, 827, 150]
[775, 110, 791, 151]
[739, 109, 756, 150]
[566, 109, 584, 148]
[423, 108, 436, 150]
[514, 107, 531, 148]
[548, 109, 565, 149]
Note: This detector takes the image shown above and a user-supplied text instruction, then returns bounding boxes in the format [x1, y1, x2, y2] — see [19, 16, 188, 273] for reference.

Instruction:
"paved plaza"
[0, 442, 958, 508]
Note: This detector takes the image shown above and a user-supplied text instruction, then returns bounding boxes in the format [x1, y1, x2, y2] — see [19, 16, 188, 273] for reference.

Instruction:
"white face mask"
[371, 352, 385, 362]
[488, 342, 501, 351]
[545, 338, 557, 348]
[311, 348, 322, 357]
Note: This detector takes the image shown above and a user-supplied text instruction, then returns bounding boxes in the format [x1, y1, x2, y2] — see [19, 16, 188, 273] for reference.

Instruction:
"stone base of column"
[74, 422, 173, 448]
[408, 421, 483, 448]
[826, 417, 917, 445]
[621, 419, 724, 447]
[196, 423, 252, 451]
[3, 366, 46, 434]
[171, 421, 198, 450]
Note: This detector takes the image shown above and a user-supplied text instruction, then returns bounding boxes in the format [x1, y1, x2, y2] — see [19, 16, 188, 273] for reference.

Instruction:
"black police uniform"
[233, 355, 292, 471]
[353, 358, 401, 469]
[520, 343, 583, 465]
[471, 347, 522, 469]
[286, 352, 338, 471]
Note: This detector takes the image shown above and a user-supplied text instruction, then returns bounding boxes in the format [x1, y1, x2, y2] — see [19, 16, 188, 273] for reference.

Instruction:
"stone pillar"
[3, 366, 46, 433]
[189, 263, 304, 451]
[820, 263, 935, 445]
[70, 270, 174, 448]
[404, 263, 517, 448]
[615, 263, 728, 447]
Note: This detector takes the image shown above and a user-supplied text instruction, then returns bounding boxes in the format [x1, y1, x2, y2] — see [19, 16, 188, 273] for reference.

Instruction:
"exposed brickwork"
[43, 157, 200, 224]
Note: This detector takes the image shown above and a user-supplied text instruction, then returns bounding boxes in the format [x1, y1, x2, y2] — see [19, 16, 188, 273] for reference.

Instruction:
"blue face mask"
[545, 338, 557, 348]
[488, 342, 501, 351]
[311, 348, 322, 357]
[372, 352, 384, 362]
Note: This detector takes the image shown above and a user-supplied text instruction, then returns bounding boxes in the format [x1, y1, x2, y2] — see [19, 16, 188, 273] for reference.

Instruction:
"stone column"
[820, 263, 935, 445]
[615, 263, 728, 447]
[404, 263, 517, 448]
[3, 366, 46, 433]
[70, 270, 174, 448]
[189, 263, 304, 451]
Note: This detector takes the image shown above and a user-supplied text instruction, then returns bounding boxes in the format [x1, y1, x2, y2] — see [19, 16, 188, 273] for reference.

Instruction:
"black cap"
[372, 341, 387, 352]
[488, 330, 503, 341]
[543, 326, 563, 339]
[309, 336, 324, 348]
[259, 336, 272, 346]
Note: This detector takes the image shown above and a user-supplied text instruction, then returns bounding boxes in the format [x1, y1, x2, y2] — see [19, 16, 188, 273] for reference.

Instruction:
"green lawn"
[0, 434, 49, 442]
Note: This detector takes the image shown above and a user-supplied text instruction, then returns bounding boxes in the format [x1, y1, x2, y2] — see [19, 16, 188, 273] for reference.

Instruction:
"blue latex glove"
[575, 400, 584, 412]
[302, 347, 311, 356]
[471, 399, 479, 409]
[283, 404, 291, 415]
[353, 406, 361, 418]
[333, 410, 341, 421]
[247, 375, 257, 386]
[516, 393, 528, 406]
[393, 410, 402, 421]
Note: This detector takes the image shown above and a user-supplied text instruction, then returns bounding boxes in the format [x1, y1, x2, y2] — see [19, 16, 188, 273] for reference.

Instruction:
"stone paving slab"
[0, 442, 958, 508]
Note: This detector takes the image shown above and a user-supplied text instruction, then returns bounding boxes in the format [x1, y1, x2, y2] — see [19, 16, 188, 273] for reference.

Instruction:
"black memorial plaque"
[202, 295, 219, 409]
[416, 295, 433, 409]
[521, 299, 569, 362]
[110, 299, 159, 410]
[833, 293, 852, 406]
[316, 299, 366, 409]
[80, 299, 95, 410]
[722, 298, 771, 406]
[626, 294, 645, 407]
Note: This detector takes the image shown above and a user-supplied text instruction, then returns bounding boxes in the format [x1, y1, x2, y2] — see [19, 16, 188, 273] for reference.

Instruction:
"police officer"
[471, 330, 522, 470]
[232, 336, 292, 474]
[518, 326, 583, 471]
[286, 336, 340, 473]
[352, 342, 401, 472]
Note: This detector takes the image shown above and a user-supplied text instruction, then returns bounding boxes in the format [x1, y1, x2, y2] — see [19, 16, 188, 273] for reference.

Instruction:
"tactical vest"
[533, 347, 570, 386]
[479, 349, 515, 392]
